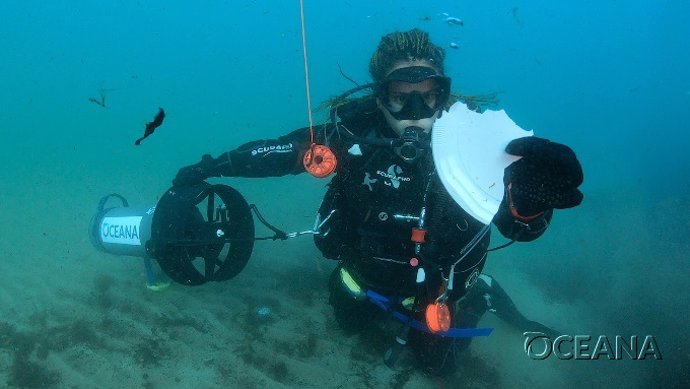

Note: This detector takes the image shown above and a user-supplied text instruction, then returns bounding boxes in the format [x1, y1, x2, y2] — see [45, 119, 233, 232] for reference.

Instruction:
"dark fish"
[135, 107, 165, 145]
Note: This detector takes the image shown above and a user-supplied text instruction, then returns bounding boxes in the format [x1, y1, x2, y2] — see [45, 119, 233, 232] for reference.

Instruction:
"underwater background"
[1, 0, 688, 388]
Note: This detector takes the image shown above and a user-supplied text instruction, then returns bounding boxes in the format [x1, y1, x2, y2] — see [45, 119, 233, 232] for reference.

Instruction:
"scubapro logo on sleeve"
[251, 143, 293, 156]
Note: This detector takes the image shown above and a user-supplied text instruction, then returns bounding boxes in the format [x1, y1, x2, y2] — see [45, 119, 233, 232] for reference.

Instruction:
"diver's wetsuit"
[454, 274, 558, 353]
[211, 107, 552, 374]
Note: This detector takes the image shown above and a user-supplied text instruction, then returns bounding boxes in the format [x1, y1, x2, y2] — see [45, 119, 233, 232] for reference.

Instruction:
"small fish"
[445, 17, 464, 26]
[135, 107, 165, 146]
[449, 42, 459, 49]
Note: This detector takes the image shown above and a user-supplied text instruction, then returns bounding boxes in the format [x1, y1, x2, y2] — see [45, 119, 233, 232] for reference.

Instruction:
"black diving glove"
[504, 137, 584, 218]
[172, 154, 219, 187]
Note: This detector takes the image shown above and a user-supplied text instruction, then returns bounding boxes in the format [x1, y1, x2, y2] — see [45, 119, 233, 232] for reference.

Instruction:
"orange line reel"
[303, 143, 337, 178]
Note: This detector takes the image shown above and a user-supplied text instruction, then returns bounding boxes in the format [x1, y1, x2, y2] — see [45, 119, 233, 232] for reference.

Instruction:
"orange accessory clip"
[410, 228, 426, 243]
[303, 143, 337, 178]
[425, 301, 451, 333]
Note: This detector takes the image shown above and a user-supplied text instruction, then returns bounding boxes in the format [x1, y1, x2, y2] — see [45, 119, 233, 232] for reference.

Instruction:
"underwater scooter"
[89, 182, 256, 287]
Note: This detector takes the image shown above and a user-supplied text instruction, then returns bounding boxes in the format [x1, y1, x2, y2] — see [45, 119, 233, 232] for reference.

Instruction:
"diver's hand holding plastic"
[504, 136, 584, 218]
[172, 154, 219, 187]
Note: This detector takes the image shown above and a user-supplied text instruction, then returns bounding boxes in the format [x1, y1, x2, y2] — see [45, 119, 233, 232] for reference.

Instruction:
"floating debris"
[88, 96, 106, 108]
[135, 107, 166, 146]
[88, 88, 111, 108]
[445, 17, 464, 26]
[449, 42, 459, 50]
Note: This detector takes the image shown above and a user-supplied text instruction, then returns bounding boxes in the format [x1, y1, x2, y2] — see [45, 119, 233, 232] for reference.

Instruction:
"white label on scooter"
[101, 216, 143, 246]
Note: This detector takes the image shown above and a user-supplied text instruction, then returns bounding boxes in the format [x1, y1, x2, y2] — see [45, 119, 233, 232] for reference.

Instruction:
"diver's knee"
[328, 264, 376, 333]
[408, 330, 462, 376]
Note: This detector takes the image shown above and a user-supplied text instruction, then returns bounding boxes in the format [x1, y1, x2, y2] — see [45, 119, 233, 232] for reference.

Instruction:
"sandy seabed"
[0, 176, 678, 389]
[0, 238, 639, 389]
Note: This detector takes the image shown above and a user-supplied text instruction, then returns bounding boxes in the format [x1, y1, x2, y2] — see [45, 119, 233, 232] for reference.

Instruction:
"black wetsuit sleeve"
[213, 126, 328, 178]
[492, 193, 553, 242]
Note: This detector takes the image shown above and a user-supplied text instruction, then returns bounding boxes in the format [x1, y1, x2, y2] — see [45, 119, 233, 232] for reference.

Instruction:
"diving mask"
[378, 66, 451, 121]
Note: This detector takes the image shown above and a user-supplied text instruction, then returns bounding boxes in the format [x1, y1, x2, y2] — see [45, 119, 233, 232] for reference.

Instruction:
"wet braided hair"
[369, 28, 446, 82]
[325, 29, 498, 121]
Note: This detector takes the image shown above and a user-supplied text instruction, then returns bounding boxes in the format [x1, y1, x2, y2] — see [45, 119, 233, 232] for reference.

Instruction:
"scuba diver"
[172, 29, 583, 375]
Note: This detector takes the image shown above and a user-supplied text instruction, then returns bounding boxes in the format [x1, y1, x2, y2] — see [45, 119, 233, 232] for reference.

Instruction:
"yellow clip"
[340, 267, 366, 300]
[401, 296, 416, 310]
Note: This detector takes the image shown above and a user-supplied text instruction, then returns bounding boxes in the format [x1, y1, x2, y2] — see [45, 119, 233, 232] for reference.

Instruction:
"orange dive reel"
[425, 300, 452, 333]
[298, 1, 336, 179]
[303, 143, 337, 178]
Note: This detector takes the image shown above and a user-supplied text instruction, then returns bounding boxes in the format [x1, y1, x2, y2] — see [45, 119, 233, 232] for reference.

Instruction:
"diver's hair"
[323, 29, 498, 123]
[369, 29, 446, 82]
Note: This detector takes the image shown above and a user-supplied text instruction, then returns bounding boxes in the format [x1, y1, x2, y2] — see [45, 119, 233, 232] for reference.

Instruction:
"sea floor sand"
[0, 238, 626, 389]
[0, 178, 676, 388]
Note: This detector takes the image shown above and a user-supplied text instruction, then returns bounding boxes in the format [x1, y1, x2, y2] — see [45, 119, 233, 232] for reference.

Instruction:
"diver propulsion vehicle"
[89, 182, 255, 286]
